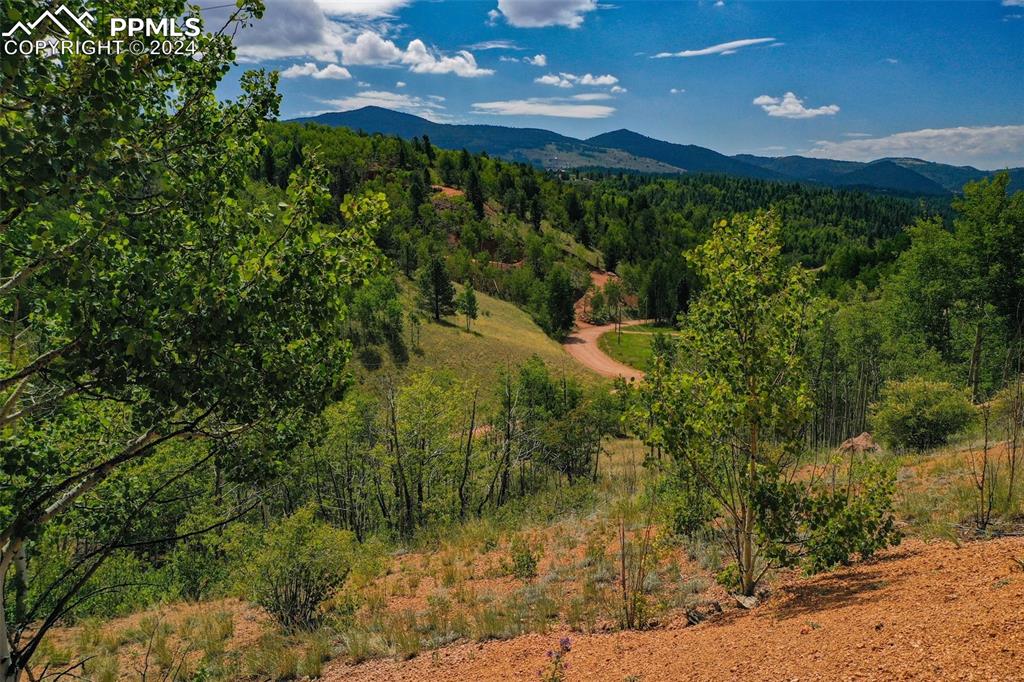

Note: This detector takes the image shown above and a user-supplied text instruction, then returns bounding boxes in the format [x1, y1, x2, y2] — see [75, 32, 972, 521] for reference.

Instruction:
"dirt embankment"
[324, 537, 1024, 681]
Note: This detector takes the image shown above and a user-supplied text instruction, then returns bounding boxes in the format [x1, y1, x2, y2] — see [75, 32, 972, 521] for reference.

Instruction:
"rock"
[733, 594, 759, 609]
[839, 432, 880, 454]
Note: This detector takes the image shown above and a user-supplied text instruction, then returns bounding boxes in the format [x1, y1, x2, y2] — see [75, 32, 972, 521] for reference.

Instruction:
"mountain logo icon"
[3, 5, 95, 37]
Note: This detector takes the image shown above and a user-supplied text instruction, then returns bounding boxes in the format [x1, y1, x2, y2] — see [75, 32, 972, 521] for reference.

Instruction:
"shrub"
[508, 534, 539, 581]
[756, 461, 902, 573]
[244, 506, 356, 631]
[870, 377, 974, 451]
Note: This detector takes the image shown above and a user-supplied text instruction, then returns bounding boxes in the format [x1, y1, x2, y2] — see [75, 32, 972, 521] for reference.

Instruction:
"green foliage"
[417, 254, 456, 321]
[649, 212, 813, 595]
[870, 377, 975, 450]
[243, 507, 356, 631]
[541, 265, 577, 339]
[456, 283, 479, 331]
[756, 461, 902, 573]
[508, 535, 540, 581]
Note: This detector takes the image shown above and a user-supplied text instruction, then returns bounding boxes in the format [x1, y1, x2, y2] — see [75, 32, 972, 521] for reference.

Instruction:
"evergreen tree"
[422, 134, 435, 163]
[417, 255, 456, 321]
[466, 167, 485, 219]
[544, 266, 576, 339]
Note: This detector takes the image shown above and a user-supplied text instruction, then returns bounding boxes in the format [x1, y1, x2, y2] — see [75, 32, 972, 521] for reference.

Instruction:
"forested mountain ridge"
[292, 106, 1024, 196]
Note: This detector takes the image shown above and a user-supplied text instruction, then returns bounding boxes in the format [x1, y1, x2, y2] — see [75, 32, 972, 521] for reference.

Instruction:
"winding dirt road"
[562, 320, 646, 382]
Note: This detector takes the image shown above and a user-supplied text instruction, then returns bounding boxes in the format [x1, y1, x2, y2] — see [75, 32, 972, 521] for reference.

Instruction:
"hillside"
[294, 107, 679, 173]
[353, 282, 601, 391]
[291, 106, 1024, 196]
[324, 537, 1024, 681]
[586, 129, 782, 180]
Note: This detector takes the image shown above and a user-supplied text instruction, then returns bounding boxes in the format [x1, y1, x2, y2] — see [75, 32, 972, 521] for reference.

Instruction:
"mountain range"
[292, 107, 1022, 196]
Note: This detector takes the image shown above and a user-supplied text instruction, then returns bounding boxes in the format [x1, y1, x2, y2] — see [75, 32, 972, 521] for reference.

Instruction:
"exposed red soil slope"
[325, 537, 1024, 681]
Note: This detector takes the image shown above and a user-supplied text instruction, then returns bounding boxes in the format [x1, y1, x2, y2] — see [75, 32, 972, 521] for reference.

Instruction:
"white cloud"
[336, 32, 493, 77]
[807, 125, 1024, 166]
[714, 0, 725, 6]
[466, 39, 522, 50]
[653, 37, 775, 58]
[320, 90, 447, 120]
[401, 39, 494, 76]
[579, 73, 617, 85]
[395, 80, 406, 87]
[472, 98, 615, 118]
[502, 53, 548, 66]
[842, 132, 872, 138]
[572, 93, 612, 101]
[209, 0, 348, 62]
[535, 72, 619, 88]
[609, 85, 626, 94]
[753, 92, 839, 119]
[494, 0, 598, 28]
[1002, 0, 1024, 6]
[315, 0, 410, 16]
[669, 87, 685, 94]
[535, 73, 575, 88]
[357, 80, 371, 87]
[281, 62, 353, 79]
[885, 57, 899, 64]
[341, 31, 404, 65]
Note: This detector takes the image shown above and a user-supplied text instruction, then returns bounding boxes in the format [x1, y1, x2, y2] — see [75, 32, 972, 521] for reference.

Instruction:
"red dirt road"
[563, 320, 646, 382]
[324, 537, 1024, 681]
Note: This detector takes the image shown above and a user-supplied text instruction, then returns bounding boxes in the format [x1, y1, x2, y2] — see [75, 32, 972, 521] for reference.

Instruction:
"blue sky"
[212, 1, 1024, 168]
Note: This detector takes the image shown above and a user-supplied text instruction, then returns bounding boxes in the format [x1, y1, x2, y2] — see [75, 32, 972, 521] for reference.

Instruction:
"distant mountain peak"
[287, 106, 1022, 195]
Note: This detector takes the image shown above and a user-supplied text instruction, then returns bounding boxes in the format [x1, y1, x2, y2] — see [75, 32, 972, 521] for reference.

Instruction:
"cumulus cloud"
[341, 31, 403, 64]
[653, 37, 775, 58]
[535, 72, 619, 88]
[401, 39, 494, 76]
[202, 1, 491, 79]
[208, 0, 347, 62]
[334, 32, 493, 76]
[579, 73, 617, 85]
[753, 92, 839, 119]
[807, 125, 1024, 166]
[610, 85, 626, 94]
[320, 90, 447, 119]
[472, 98, 615, 118]
[493, 0, 598, 28]
[395, 80, 406, 87]
[669, 87, 685, 94]
[280, 62, 353, 79]
[535, 73, 574, 88]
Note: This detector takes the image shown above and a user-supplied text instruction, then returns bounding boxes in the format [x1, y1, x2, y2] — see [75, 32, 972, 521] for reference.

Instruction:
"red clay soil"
[432, 185, 465, 198]
[324, 537, 1024, 681]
